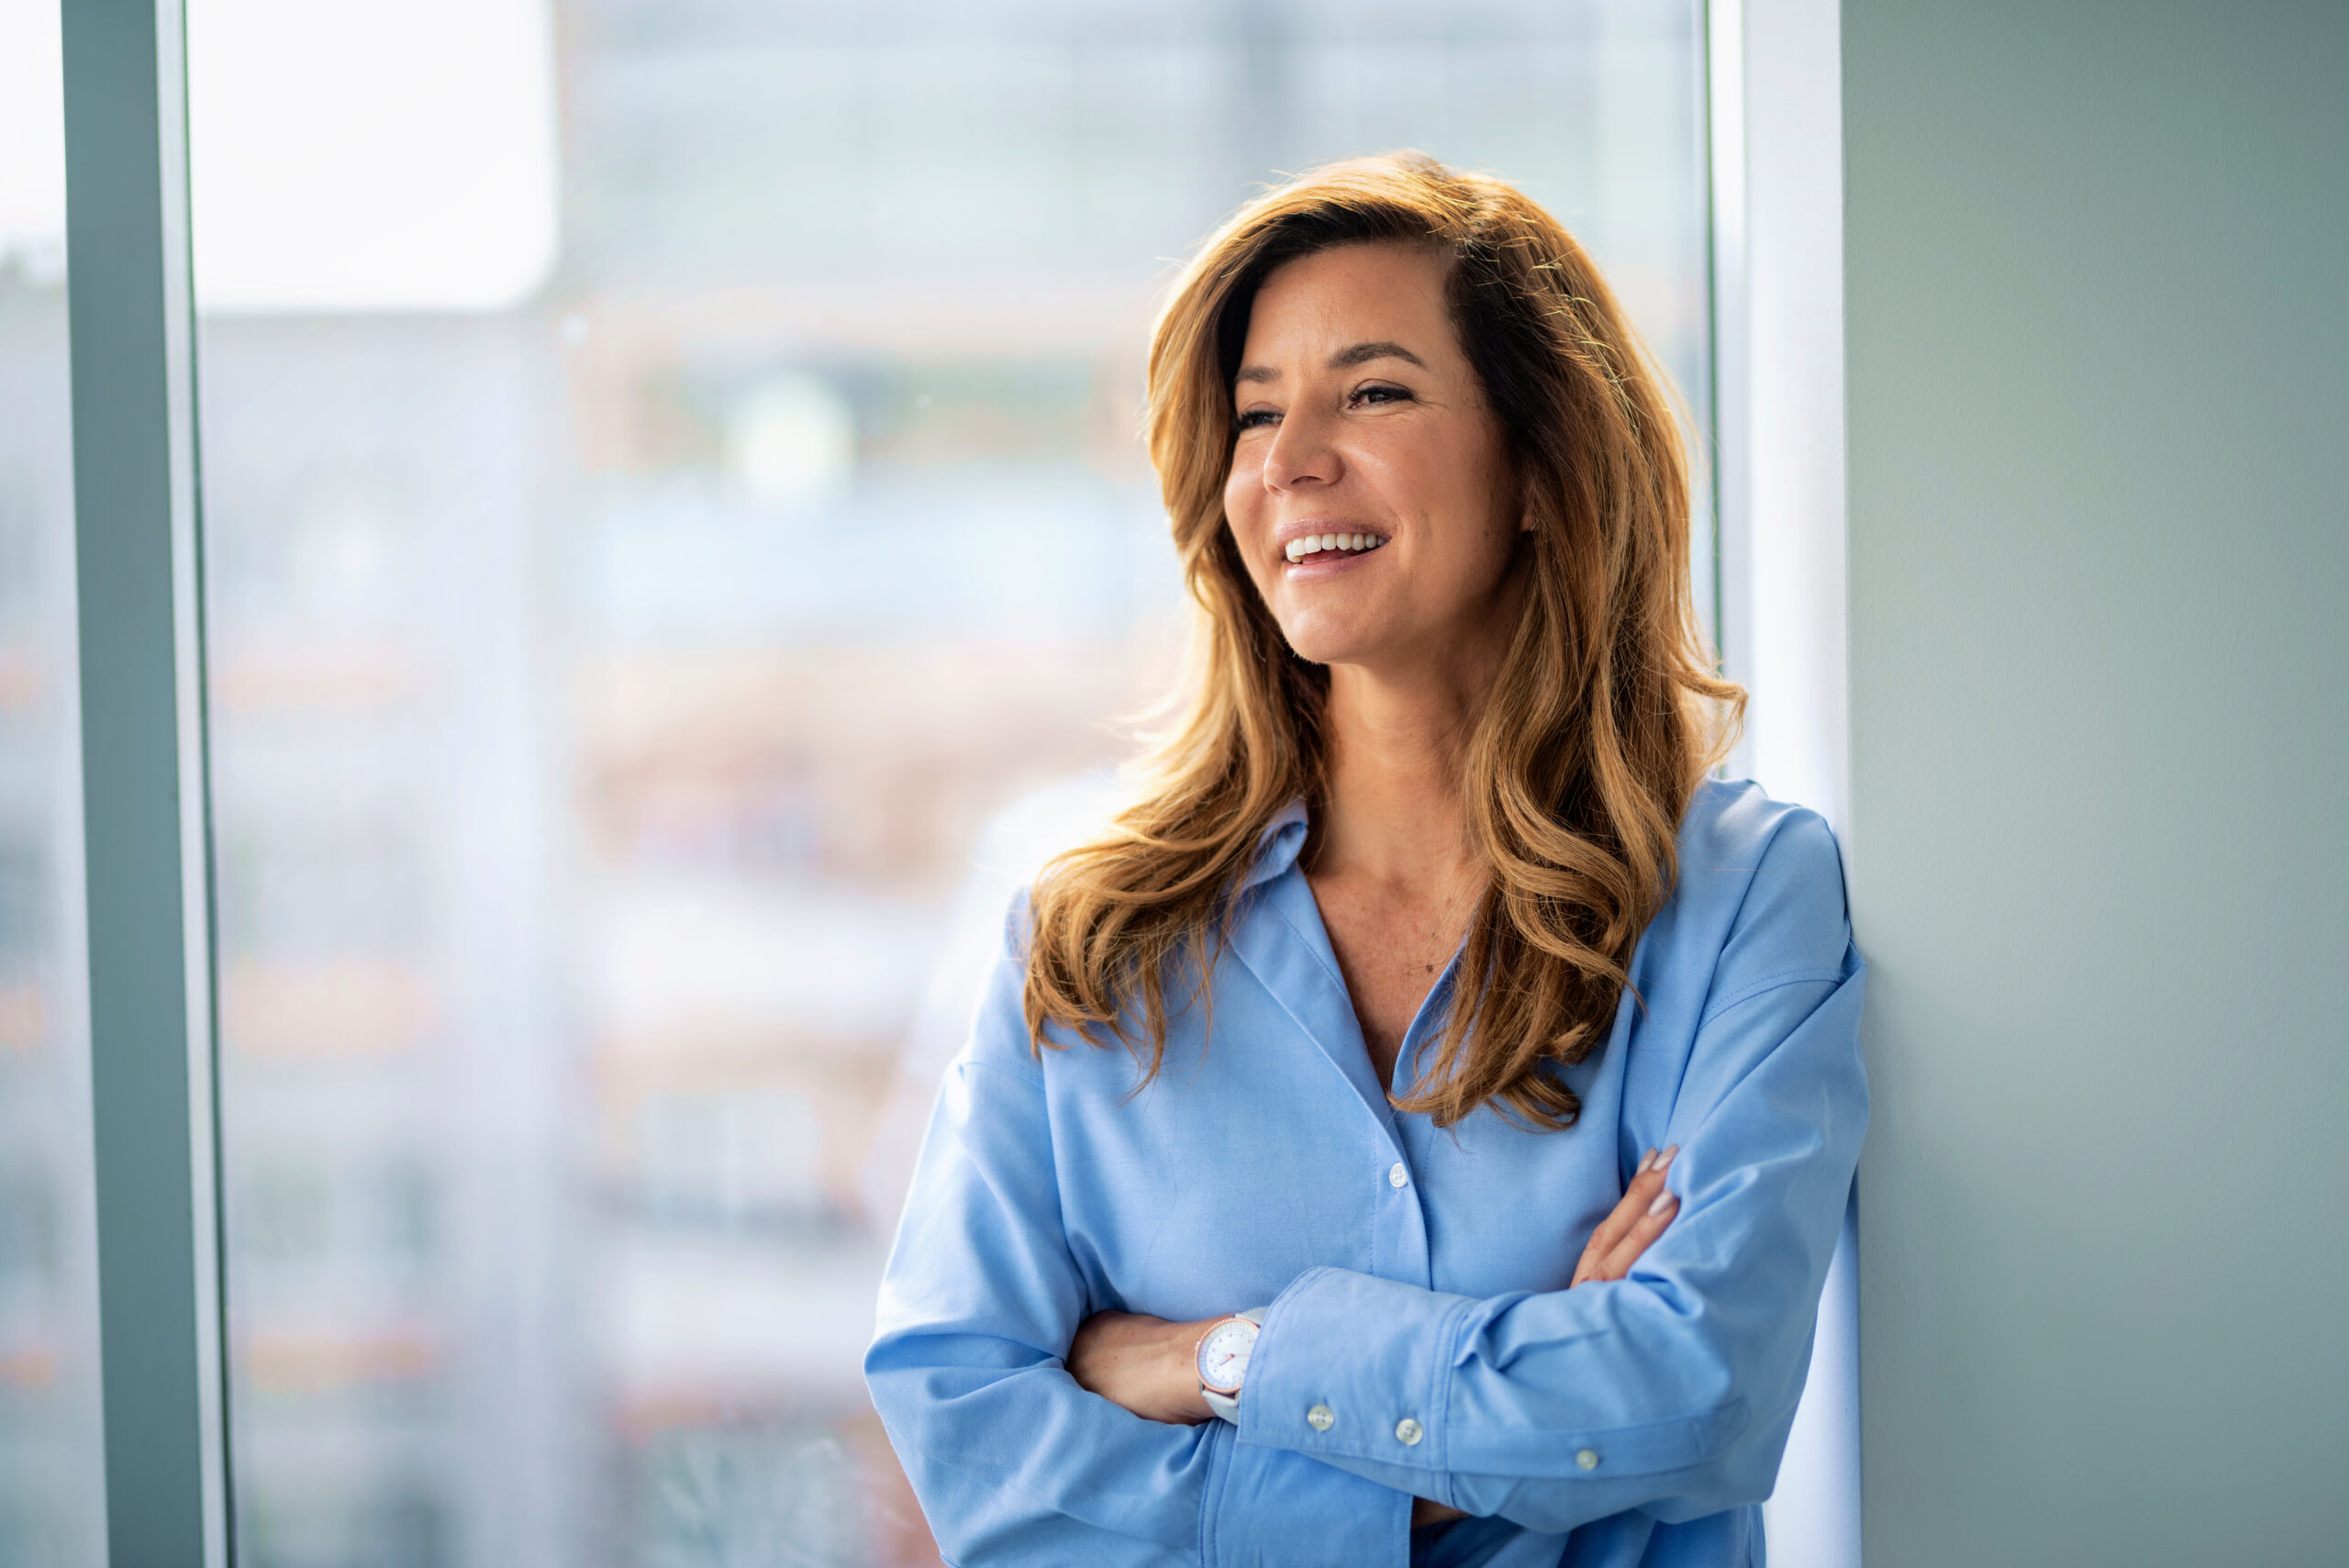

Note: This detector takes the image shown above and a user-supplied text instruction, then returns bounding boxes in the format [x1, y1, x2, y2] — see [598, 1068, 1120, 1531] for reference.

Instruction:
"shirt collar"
[1236, 797, 1312, 893]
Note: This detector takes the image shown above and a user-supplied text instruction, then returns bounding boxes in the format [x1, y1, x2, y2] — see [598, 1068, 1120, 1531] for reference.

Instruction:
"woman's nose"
[1260, 407, 1340, 492]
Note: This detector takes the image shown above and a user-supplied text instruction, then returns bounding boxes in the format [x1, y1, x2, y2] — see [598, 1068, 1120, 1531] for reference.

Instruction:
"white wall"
[1710, 0, 1861, 1562]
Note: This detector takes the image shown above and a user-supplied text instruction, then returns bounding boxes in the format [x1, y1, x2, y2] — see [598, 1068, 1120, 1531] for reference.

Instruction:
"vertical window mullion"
[60, 0, 229, 1563]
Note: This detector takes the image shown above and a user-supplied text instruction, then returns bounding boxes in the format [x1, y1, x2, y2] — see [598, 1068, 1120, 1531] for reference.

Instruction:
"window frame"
[60, 0, 232, 1562]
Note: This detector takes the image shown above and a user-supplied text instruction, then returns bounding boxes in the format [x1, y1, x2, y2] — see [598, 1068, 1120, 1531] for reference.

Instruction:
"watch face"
[1196, 1318, 1258, 1396]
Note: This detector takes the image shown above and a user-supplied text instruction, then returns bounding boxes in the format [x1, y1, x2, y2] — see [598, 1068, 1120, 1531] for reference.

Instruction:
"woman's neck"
[1312, 656, 1493, 895]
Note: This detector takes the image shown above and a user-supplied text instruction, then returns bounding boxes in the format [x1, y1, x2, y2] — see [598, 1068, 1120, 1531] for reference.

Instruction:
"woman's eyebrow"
[1330, 339, 1426, 371]
[1235, 340, 1428, 385]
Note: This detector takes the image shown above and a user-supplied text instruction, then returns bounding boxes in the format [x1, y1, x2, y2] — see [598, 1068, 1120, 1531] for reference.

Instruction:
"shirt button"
[1395, 1418, 1424, 1446]
[1575, 1449, 1601, 1471]
[1307, 1405, 1336, 1432]
[1388, 1162, 1408, 1188]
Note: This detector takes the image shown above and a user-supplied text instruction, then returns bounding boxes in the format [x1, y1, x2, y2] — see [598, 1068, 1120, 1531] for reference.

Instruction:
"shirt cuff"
[1197, 1418, 1410, 1568]
[1237, 1266, 1476, 1486]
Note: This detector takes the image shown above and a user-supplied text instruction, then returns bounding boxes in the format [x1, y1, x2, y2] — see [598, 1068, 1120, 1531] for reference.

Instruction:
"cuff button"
[1575, 1449, 1600, 1471]
[1307, 1404, 1336, 1432]
[1395, 1418, 1423, 1446]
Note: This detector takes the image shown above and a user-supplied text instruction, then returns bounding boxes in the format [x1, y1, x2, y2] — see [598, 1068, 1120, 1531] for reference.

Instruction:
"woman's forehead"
[1242, 242, 1456, 363]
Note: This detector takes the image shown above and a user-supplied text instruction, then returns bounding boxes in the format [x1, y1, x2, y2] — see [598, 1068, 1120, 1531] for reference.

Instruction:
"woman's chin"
[1276, 617, 1390, 672]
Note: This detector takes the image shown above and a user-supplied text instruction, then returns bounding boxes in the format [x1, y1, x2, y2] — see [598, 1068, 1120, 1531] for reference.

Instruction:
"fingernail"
[1655, 1145, 1680, 1171]
[1636, 1148, 1656, 1174]
[1648, 1188, 1677, 1217]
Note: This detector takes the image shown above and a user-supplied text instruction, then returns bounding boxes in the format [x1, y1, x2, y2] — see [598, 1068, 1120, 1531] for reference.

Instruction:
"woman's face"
[1223, 241, 1522, 676]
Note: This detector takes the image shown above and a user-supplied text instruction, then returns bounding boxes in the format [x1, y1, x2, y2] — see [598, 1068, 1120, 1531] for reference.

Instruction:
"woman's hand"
[1571, 1144, 1680, 1287]
[1065, 1310, 1218, 1425]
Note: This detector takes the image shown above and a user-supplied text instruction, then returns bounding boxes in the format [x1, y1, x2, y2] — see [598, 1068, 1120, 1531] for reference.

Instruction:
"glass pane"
[186, 2, 1709, 1562]
[0, 1, 108, 1562]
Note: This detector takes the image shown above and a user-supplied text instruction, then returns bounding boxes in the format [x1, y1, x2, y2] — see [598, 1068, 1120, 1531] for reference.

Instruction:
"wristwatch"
[1195, 1307, 1267, 1423]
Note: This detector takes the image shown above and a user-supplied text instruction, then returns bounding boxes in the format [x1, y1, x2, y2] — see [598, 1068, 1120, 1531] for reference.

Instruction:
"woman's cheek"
[1221, 459, 1260, 529]
[1222, 478, 1272, 579]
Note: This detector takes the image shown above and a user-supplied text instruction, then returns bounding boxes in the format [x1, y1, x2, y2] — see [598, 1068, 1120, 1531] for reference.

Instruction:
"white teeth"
[1286, 531, 1391, 563]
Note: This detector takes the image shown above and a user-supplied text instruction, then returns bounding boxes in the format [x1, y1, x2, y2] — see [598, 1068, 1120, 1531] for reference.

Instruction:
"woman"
[866, 153, 1865, 1568]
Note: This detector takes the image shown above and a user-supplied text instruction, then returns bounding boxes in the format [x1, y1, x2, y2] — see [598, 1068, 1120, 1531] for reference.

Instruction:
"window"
[49, 2, 1717, 1562]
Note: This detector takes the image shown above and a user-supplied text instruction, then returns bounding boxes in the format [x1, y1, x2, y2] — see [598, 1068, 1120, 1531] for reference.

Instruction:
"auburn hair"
[1022, 152, 1742, 1129]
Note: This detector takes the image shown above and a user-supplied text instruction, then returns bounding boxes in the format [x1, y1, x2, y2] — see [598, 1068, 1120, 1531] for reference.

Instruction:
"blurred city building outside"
[1, 0, 1712, 1563]
[0, 0, 107, 1562]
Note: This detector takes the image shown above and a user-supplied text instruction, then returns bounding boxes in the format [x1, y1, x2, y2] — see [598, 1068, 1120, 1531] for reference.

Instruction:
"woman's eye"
[1235, 407, 1279, 429]
[1351, 383, 1412, 407]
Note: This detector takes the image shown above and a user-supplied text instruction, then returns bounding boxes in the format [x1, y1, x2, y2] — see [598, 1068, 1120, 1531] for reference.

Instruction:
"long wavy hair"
[1022, 152, 1742, 1129]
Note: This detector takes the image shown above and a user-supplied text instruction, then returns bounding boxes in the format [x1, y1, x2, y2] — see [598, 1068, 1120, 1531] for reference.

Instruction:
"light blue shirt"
[867, 780, 1866, 1567]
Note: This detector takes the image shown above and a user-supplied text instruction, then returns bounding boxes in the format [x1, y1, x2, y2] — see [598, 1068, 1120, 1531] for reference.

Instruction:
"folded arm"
[1064, 1147, 1693, 1527]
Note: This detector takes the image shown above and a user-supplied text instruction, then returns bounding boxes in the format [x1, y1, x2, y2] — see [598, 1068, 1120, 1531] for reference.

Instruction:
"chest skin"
[1038, 869, 1630, 1325]
[1304, 858, 1481, 1090]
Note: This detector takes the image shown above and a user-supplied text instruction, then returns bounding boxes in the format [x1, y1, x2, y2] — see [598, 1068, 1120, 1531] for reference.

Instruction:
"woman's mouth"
[1283, 531, 1389, 564]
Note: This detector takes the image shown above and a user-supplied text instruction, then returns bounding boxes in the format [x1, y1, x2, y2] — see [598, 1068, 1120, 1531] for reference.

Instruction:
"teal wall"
[1841, 3, 2349, 1562]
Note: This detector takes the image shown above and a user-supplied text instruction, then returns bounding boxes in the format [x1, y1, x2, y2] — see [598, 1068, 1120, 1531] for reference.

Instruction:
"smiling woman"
[866, 155, 1868, 1568]
[1029, 158, 1739, 1132]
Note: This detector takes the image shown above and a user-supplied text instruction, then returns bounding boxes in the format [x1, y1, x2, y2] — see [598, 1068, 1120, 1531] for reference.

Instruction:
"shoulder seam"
[1697, 969, 1847, 1029]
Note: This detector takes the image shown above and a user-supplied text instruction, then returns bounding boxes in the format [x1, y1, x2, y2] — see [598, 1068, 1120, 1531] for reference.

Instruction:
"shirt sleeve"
[1231, 812, 1869, 1537]
[863, 907, 1414, 1567]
